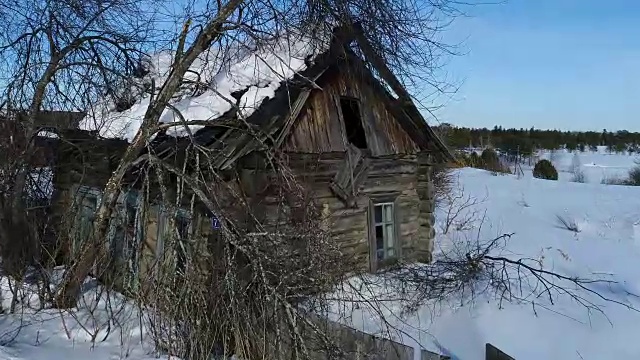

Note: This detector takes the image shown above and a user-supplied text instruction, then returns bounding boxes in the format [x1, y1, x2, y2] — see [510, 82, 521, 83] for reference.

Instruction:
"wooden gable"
[282, 62, 420, 156]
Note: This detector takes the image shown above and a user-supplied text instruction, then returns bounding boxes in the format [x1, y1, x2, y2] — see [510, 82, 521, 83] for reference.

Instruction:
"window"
[340, 97, 368, 149]
[175, 210, 191, 274]
[156, 207, 191, 274]
[109, 191, 141, 286]
[373, 202, 396, 261]
[369, 196, 400, 271]
[73, 186, 102, 256]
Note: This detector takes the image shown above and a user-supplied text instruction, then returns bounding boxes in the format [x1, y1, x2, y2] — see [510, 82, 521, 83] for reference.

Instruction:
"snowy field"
[2, 152, 640, 359]
[332, 166, 640, 360]
[0, 274, 163, 360]
[526, 146, 638, 184]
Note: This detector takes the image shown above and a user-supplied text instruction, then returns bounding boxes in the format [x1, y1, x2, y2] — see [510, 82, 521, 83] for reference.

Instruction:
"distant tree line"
[435, 124, 640, 155]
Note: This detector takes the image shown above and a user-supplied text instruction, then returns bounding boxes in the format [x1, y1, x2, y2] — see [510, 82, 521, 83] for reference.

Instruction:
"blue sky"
[434, 0, 640, 131]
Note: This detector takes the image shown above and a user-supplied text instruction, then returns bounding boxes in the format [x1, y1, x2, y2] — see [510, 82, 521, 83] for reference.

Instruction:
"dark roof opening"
[340, 97, 368, 149]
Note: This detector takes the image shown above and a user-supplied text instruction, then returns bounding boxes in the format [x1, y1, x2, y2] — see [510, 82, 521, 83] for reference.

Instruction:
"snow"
[326, 163, 640, 360]
[535, 147, 638, 184]
[5, 151, 640, 359]
[0, 270, 167, 360]
[79, 34, 327, 141]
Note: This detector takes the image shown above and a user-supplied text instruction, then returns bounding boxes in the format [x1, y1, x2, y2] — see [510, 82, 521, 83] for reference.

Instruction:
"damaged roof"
[78, 25, 454, 162]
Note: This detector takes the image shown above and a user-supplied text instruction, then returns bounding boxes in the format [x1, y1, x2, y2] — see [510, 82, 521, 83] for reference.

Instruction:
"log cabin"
[37, 25, 454, 291]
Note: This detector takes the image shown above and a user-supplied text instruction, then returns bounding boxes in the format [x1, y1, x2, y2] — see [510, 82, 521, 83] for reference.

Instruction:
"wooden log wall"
[416, 152, 436, 263]
[284, 152, 435, 272]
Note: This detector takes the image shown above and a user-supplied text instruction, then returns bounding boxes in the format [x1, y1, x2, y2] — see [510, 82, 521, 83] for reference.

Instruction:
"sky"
[434, 0, 640, 132]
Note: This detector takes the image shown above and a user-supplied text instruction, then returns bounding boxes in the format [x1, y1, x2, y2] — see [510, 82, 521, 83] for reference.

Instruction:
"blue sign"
[211, 215, 221, 230]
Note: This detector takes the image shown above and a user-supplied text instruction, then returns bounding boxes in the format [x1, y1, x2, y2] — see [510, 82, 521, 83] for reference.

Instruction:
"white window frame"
[368, 194, 401, 272]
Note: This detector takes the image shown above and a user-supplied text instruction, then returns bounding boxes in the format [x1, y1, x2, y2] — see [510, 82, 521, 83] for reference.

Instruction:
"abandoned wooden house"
[27, 26, 454, 291]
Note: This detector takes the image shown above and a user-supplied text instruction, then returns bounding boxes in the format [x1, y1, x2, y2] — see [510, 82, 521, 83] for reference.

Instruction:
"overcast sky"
[432, 0, 640, 132]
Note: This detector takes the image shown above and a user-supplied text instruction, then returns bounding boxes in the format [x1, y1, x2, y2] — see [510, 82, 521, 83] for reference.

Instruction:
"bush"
[626, 166, 640, 186]
[533, 159, 558, 180]
[572, 171, 586, 183]
[603, 166, 640, 186]
[469, 152, 480, 168]
[454, 152, 470, 167]
[570, 153, 586, 183]
[480, 148, 505, 172]
[432, 165, 454, 205]
[602, 176, 628, 186]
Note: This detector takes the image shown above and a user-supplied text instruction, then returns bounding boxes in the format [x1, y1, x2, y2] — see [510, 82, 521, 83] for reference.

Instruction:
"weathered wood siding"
[283, 67, 419, 156]
[285, 152, 435, 272]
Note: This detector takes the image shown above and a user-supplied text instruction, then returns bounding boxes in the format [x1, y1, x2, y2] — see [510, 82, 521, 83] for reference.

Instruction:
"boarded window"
[340, 97, 368, 149]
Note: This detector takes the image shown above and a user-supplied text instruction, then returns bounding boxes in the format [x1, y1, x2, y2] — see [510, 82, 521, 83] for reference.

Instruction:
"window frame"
[155, 206, 192, 273]
[72, 185, 102, 253]
[71, 185, 102, 274]
[108, 191, 139, 258]
[107, 189, 143, 289]
[368, 193, 402, 272]
[174, 209, 192, 274]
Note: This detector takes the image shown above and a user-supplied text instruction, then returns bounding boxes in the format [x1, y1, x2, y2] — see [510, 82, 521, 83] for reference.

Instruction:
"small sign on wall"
[211, 215, 221, 230]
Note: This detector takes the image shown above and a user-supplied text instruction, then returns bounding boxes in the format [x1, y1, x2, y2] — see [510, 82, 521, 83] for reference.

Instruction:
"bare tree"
[49, 0, 472, 306]
[0, 0, 513, 358]
[0, 0, 161, 300]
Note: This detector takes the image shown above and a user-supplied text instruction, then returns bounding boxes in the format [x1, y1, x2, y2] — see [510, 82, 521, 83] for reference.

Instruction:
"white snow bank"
[0, 269, 168, 360]
[514, 148, 639, 184]
[80, 34, 327, 141]
[325, 168, 640, 360]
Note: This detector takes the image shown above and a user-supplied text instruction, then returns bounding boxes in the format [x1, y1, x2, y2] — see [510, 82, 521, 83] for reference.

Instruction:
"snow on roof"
[80, 33, 329, 142]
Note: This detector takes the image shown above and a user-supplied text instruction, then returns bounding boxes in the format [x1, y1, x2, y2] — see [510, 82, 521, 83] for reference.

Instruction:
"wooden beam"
[486, 343, 515, 360]
[350, 23, 455, 162]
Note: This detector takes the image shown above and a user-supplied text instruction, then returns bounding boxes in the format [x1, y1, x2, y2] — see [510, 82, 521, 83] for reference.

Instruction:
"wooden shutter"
[330, 144, 371, 207]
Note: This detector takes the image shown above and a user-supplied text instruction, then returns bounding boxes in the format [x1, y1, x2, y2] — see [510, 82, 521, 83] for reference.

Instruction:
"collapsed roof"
[78, 25, 454, 162]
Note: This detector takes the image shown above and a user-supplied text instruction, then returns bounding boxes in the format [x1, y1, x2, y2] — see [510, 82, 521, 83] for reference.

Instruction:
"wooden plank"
[329, 144, 374, 207]
[274, 88, 312, 149]
[275, 67, 330, 150]
[486, 343, 515, 360]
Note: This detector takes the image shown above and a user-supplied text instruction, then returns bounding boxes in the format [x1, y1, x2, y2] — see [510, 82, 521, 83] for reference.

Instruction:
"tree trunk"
[54, 0, 245, 308]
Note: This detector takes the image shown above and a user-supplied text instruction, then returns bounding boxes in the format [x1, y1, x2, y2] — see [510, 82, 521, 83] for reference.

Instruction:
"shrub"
[454, 152, 470, 167]
[602, 176, 627, 186]
[572, 171, 586, 183]
[570, 153, 586, 183]
[533, 159, 558, 180]
[602, 166, 640, 186]
[556, 214, 580, 233]
[626, 166, 640, 186]
[480, 148, 502, 172]
[469, 152, 480, 168]
[432, 165, 454, 205]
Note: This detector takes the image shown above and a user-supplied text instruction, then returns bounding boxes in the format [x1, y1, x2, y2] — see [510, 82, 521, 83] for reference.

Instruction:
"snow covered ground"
[0, 274, 164, 360]
[3, 151, 640, 359]
[529, 146, 638, 184]
[330, 165, 640, 360]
